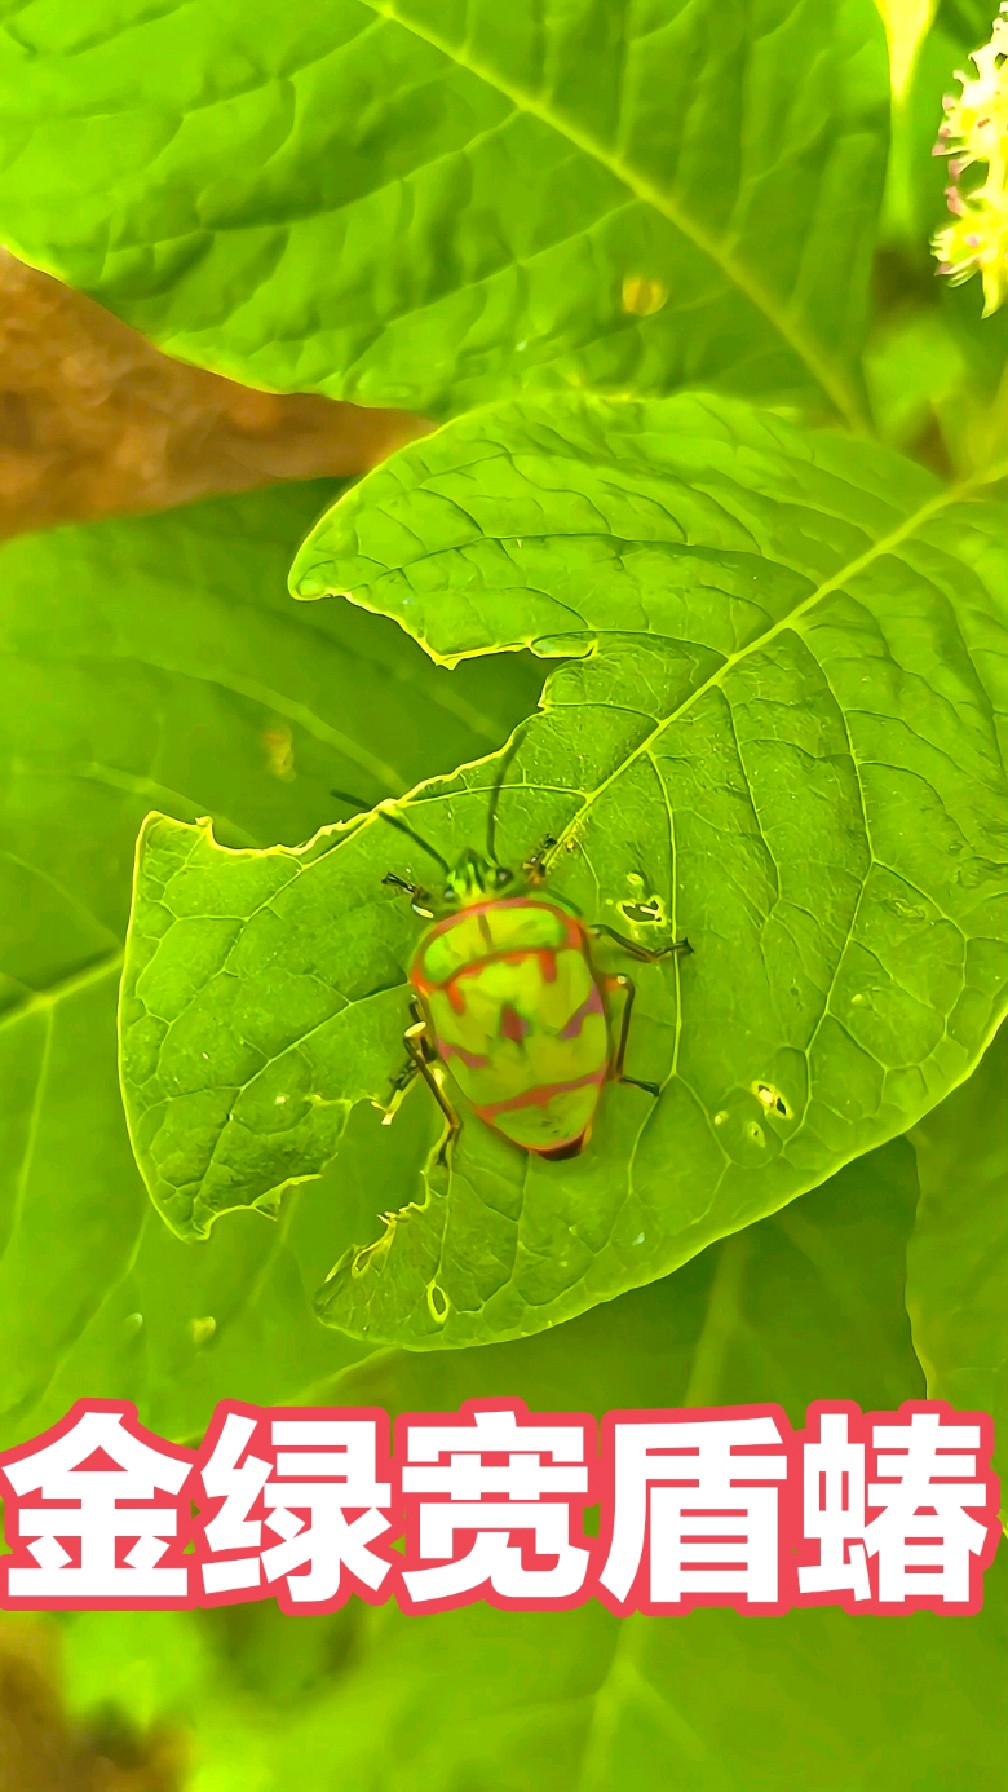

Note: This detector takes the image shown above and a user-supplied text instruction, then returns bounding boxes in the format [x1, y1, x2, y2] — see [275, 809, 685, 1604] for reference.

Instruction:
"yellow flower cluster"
[932, 2, 1008, 316]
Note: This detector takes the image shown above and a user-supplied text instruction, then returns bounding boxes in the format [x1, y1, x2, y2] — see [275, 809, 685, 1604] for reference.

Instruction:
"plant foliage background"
[0, 0, 1006, 1786]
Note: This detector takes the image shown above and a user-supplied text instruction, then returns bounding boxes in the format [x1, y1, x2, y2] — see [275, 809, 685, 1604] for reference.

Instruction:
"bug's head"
[441, 848, 514, 909]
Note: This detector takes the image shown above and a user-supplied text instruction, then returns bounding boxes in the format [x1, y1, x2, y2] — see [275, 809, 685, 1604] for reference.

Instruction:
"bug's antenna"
[329, 788, 451, 874]
[330, 787, 373, 818]
[485, 721, 533, 866]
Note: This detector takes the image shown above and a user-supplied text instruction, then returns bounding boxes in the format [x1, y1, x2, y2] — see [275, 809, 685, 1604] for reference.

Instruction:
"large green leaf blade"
[0, 0, 889, 421]
[121, 392, 1008, 1348]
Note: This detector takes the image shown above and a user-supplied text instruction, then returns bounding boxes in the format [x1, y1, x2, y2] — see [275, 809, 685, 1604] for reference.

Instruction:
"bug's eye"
[494, 866, 513, 888]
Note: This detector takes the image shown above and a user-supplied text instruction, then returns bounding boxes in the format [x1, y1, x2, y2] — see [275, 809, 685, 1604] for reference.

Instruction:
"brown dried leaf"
[0, 250, 431, 540]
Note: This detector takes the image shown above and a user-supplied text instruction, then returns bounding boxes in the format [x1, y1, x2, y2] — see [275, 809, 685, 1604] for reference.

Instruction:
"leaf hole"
[753, 1081, 791, 1119]
[426, 1279, 450, 1324]
[619, 896, 665, 926]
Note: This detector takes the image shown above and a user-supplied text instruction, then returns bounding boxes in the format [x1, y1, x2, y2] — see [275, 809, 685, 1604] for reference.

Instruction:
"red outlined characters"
[797, 1401, 999, 1614]
[0, 1401, 193, 1609]
[0, 1397, 997, 1616]
[798, 1406, 872, 1604]
[395, 1398, 596, 1612]
[596, 1407, 794, 1613]
[193, 1403, 393, 1613]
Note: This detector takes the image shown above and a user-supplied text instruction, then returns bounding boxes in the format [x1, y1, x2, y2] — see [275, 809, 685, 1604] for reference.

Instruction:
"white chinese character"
[198, 1407, 392, 1607]
[0, 1403, 191, 1604]
[199, 1411, 272, 1595]
[799, 1410, 871, 1600]
[400, 1405, 591, 1605]
[864, 1410, 992, 1605]
[600, 1416, 788, 1607]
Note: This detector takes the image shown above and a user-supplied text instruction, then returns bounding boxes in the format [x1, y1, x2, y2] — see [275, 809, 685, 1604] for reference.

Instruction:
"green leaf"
[0, 0, 889, 422]
[57, 1140, 1008, 1792]
[907, 1020, 1008, 1507]
[121, 391, 1008, 1349]
[0, 482, 540, 1447]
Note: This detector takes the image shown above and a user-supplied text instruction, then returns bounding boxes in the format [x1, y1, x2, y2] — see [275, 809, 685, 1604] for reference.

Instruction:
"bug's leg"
[522, 835, 558, 887]
[604, 973, 661, 1097]
[593, 924, 693, 963]
[382, 871, 434, 920]
[401, 1023, 461, 1165]
[384, 997, 461, 1163]
[381, 1057, 417, 1133]
[382, 997, 434, 1118]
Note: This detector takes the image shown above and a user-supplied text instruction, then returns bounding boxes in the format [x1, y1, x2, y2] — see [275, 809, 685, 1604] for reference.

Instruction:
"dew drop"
[191, 1315, 217, 1347]
[713, 1109, 729, 1126]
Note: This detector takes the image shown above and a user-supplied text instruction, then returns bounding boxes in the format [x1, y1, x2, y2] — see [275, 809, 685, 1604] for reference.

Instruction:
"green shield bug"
[337, 775, 693, 1164]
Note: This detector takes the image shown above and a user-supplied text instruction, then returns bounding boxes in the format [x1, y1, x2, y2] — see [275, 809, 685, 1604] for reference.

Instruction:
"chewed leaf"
[120, 392, 1008, 1349]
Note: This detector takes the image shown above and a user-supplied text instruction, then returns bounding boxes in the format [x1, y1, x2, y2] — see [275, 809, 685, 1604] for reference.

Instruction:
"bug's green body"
[369, 814, 694, 1161]
[410, 893, 609, 1154]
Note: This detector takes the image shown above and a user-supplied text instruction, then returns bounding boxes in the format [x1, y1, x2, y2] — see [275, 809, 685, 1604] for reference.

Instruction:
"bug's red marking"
[446, 981, 467, 1014]
[473, 1069, 606, 1123]
[410, 897, 585, 1002]
[442, 1041, 490, 1070]
[558, 987, 605, 1040]
[443, 948, 561, 994]
[500, 1003, 529, 1044]
[538, 949, 558, 984]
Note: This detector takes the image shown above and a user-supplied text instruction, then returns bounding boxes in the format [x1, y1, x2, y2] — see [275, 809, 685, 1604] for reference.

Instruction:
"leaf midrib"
[551, 473, 972, 855]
